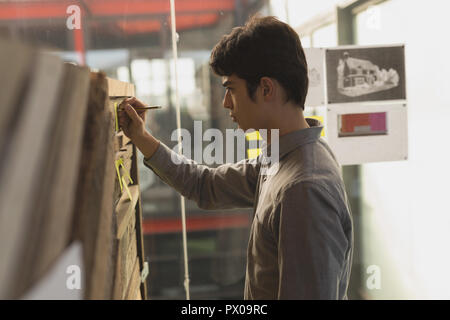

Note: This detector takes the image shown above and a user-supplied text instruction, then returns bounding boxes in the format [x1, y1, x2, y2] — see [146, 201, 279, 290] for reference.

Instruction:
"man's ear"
[260, 77, 274, 99]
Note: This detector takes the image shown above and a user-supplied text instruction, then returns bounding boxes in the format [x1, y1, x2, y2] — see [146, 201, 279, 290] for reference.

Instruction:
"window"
[312, 23, 337, 47]
[355, 0, 450, 299]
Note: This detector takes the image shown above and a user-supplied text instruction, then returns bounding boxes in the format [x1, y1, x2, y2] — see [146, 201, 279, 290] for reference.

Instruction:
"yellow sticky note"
[122, 176, 133, 201]
[245, 131, 261, 141]
[247, 148, 262, 159]
[118, 158, 133, 184]
[115, 159, 123, 191]
[114, 102, 119, 132]
[307, 116, 325, 137]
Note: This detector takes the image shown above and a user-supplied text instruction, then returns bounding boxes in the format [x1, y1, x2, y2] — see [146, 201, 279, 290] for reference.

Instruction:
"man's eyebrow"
[222, 80, 233, 87]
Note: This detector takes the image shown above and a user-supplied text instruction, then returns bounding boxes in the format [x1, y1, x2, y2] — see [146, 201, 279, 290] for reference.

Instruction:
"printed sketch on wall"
[337, 53, 399, 97]
[304, 48, 325, 107]
[326, 45, 406, 104]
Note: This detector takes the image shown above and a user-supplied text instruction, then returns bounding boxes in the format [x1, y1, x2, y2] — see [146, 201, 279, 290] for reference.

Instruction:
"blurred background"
[2, 0, 450, 299]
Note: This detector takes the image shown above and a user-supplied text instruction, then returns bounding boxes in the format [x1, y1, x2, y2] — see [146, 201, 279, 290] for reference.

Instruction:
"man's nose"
[223, 91, 232, 109]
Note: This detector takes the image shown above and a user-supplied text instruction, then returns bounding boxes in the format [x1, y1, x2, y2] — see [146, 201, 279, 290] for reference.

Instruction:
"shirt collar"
[260, 118, 323, 160]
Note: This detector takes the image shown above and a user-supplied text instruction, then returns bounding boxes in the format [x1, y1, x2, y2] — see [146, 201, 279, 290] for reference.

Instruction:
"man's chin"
[235, 122, 251, 131]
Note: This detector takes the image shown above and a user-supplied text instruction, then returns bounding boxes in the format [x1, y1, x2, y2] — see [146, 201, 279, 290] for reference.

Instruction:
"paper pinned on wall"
[326, 45, 406, 104]
[326, 103, 408, 165]
[304, 48, 326, 107]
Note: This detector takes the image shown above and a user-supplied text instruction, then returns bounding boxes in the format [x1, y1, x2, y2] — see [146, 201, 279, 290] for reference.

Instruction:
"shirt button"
[263, 176, 267, 182]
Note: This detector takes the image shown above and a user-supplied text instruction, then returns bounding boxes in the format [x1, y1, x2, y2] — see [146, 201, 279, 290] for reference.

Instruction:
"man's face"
[222, 74, 262, 131]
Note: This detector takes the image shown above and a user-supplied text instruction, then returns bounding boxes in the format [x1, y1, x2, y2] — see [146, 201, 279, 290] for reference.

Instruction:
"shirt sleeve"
[274, 181, 351, 299]
[143, 141, 260, 210]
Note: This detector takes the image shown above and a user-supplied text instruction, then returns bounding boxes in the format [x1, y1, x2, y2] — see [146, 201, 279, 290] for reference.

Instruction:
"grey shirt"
[143, 118, 353, 300]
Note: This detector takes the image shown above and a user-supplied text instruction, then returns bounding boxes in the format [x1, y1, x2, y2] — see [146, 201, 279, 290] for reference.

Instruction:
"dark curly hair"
[210, 15, 309, 109]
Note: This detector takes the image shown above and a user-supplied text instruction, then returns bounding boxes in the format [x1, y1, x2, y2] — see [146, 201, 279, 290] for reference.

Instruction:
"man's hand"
[118, 96, 161, 159]
[118, 97, 147, 141]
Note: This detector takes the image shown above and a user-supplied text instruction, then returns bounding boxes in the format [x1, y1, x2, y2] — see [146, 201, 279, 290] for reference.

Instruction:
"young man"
[118, 16, 353, 300]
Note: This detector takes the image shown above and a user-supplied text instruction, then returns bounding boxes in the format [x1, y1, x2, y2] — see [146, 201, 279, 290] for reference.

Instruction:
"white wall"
[356, 0, 450, 299]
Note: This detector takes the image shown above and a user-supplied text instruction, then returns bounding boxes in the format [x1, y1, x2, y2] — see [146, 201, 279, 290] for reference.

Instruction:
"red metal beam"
[88, 0, 234, 16]
[0, 0, 234, 20]
[143, 214, 250, 235]
[74, 27, 86, 65]
[117, 13, 219, 34]
[0, 1, 73, 20]
[176, 13, 220, 30]
[117, 19, 161, 34]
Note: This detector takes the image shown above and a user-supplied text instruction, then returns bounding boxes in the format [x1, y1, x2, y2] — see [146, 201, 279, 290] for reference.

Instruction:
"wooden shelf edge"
[115, 185, 140, 239]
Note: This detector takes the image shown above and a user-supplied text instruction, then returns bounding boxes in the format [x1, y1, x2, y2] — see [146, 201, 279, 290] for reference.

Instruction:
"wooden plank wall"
[108, 78, 148, 300]
[0, 38, 147, 300]
[0, 44, 70, 298]
[71, 72, 117, 299]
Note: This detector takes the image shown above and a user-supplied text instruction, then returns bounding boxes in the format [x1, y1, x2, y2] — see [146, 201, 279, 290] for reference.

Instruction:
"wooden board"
[123, 231, 138, 299]
[17, 63, 91, 297]
[115, 144, 134, 201]
[0, 38, 34, 152]
[71, 72, 116, 299]
[0, 52, 64, 299]
[0, 38, 147, 300]
[120, 159, 133, 182]
[116, 185, 140, 240]
[131, 144, 148, 300]
[135, 288, 142, 300]
[115, 143, 133, 161]
[112, 216, 136, 300]
[115, 132, 131, 152]
[125, 257, 141, 300]
[107, 77, 135, 101]
[108, 77, 146, 300]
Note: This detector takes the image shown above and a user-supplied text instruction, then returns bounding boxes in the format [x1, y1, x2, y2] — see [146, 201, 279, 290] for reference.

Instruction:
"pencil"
[118, 106, 162, 111]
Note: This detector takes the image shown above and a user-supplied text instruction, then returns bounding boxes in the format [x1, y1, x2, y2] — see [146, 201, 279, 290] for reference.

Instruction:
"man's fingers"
[136, 109, 146, 121]
[119, 115, 129, 126]
[119, 97, 147, 125]
[123, 97, 136, 104]
[119, 97, 135, 110]
[129, 97, 146, 108]
[124, 104, 141, 123]
[120, 96, 146, 109]
[119, 115, 129, 130]
[118, 110, 128, 122]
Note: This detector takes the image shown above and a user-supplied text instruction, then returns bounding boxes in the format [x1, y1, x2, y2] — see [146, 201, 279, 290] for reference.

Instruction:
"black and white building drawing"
[326, 45, 406, 104]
